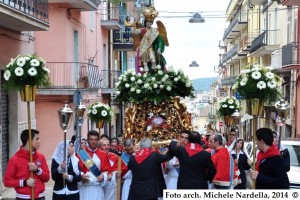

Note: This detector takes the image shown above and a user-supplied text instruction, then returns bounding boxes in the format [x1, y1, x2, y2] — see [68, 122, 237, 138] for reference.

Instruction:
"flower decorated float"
[217, 96, 240, 126]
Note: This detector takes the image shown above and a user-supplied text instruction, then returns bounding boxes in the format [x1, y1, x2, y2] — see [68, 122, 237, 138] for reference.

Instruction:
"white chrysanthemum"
[266, 72, 275, 79]
[158, 70, 163, 75]
[251, 71, 261, 80]
[186, 83, 191, 87]
[130, 87, 135, 92]
[144, 83, 149, 88]
[43, 67, 50, 73]
[92, 105, 98, 109]
[222, 104, 228, 108]
[130, 77, 135, 81]
[164, 74, 169, 79]
[240, 77, 248, 86]
[123, 78, 127, 81]
[4, 70, 11, 80]
[228, 99, 234, 104]
[136, 89, 141, 94]
[30, 59, 40, 67]
[159, 85, 164, 89]
[131, 71, 136, 75]
[153, 83, 158, 88]
[232, 83, 238, 89]
[221, 97, 227, 102]
[139, 67, 144, 72]
[143, 73, 147, 78]
[257, 81, 266, 90]
[156, 65, 161, 69]
[28, 67, 37, 76]
[115, 82, 120, 87]
[174, 77, 179, 82]
[267, 80, 277, 88]
[229, 105, 235, 109]
[15, 67, 24, 76]
[115, 91, 120, 95]
[251, 66, 260, 72]
[118, 76, 122, 80]
[151, 77, 156, 81]
[125, 83, 130, 88]
[137, 73, 142, 77]
[88, 110, 91, 114]
[137, 79, 143, 84]
[24, 56, 31, 61]
[16, 57, 26, 67]
[161, 77, 167, 82]
[92, 109, 97, 115]
[101, 110, 107, 117]
[166, 86, 171, 91]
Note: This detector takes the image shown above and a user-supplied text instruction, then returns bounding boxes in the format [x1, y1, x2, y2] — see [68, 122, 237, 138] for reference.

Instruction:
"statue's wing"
[156, 21, 169, 46]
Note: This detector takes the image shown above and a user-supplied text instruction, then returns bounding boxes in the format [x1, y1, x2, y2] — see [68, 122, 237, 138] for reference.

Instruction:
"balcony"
[113, 26, 134, 51]
[250, 0, 267, 5]
[281, 0, 300, 6]
[37, 62, 101, 95]
[221, 76, 237, 86]
[101, 6, 122, 30]
[0, 0, 49, 31]
[100, 69, 122, 94]
[282, 42, 300, 70]
[223, 11, 247, 44]
[271, 49, 282, 70]
[239, 35, 251, 54]
[222, 44, 239, 64]
[250, 30, 280, 57]
[48, 0, 100, 11]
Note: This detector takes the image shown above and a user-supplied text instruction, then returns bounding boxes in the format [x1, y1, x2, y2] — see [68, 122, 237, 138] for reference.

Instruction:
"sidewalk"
[1, 184, 53, 200]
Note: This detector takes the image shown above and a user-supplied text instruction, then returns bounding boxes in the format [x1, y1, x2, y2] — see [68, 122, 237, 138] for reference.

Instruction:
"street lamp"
[275, 99, 289, 150]
[189, 61, 199, 67]
[189, 13, 205, 23]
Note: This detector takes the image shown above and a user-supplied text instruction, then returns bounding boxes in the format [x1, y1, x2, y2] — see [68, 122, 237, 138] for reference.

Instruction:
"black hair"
[180, 130, 190, 135]
[110, 138, 118, 144]
[188, 131, 201, 144]
[87, 130, 100, 139]
[230, 128, 237, 133]
[117, 133, 123, 138]
[71, 135, 76, 143]
[256, 128, 273, 146]
[20, 129, 39, 147]
[100, 134, 109, 139]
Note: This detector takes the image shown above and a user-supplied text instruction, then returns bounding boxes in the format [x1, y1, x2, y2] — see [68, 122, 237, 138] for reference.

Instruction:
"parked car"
[243, 139, 300, 189]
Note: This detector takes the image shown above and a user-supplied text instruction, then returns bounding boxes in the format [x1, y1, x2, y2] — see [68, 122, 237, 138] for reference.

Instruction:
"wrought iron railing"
[282, 42, 300, 66]
[250, 30, 279, 53]
[41, 62, 101, 89]
[113, 25, 133, 44]
[223, 10, 247, 40]
[222, 44, 239, 63]
[0, 0, 48, 23]
[221, 76, 237, 86]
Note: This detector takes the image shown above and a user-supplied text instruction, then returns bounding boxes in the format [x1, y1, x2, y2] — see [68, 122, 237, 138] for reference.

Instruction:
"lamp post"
[232, 109, 242, 139]
[189, 13, 205, 23]
[275, 99, 289, 150]
[189, 61, 199, 67]
[75, 102, 86, 150]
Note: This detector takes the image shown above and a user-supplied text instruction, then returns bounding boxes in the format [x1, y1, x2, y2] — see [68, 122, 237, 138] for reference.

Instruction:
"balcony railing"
[101, 69, 122, 89]
[282, 42, 300, 66]
[222, 44, 239, 63]
[40, 62, 101, 89]
[223, 11, 247, 41]
[0, 0, 48, 23]
[113, 25, 134, 50]
[250, 30, 280, 56]
[221, 76, 237, 86]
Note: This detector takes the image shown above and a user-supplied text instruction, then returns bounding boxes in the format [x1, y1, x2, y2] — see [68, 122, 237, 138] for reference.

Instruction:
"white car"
[243, 139, 300, 189]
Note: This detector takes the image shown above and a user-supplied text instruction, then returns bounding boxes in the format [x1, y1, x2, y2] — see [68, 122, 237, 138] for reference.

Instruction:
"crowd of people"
[3, 127, 290, 200]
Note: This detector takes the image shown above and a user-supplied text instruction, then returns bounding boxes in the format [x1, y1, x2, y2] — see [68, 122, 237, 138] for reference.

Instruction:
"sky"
[153, 0, 231, 80]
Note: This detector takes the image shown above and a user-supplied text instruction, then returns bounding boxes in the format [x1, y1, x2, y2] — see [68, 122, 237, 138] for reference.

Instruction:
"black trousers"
[16, 197, 45, 200]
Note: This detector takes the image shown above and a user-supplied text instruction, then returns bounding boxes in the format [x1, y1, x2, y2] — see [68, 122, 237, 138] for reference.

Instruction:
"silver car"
[243, 139, 300, 189]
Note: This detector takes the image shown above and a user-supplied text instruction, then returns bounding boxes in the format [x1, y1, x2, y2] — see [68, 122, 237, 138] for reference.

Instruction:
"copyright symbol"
[292, 192, 299, 198]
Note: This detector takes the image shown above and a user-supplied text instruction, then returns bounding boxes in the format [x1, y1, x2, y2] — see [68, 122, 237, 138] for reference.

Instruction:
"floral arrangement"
[3, 54, 50, 90]
[217, 96, 240, 117]
[233, 64, 282, 103]
[87, 102, 113, 122]
[114, 68, 195, 104]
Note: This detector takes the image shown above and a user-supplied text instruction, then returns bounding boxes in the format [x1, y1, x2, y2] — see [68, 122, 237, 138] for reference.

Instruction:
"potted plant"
[217, 96, 240, 126]
[3, 54, 51, 101]
[114, 68, 195, 105]
[87, 102, 113, 128]
[233, 64, 282, 115]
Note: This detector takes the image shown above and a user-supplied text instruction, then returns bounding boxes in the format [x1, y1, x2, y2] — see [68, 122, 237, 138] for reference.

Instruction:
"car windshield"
[284, 144, 300, 167]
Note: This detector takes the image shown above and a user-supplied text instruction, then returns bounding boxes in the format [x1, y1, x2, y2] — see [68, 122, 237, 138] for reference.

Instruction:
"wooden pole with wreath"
[3, 55, 50, 200]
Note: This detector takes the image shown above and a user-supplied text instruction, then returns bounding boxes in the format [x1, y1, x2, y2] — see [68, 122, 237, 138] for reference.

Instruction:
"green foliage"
[87, 102, 113, 123]
[217, 96, 240, 117]
[3, 55, 51, 90]
[233, 64, 282, 103]
[114, 69, 195, 104]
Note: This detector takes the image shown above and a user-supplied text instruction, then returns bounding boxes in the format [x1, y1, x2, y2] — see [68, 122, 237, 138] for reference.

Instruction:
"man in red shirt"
[4, 129, 50, 200]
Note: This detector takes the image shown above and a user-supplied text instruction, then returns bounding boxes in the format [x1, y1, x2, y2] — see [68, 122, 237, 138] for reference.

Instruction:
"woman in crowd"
[51, 140, 81, 200]
[230, 138, 251, 189]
